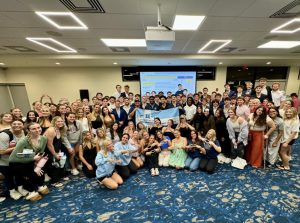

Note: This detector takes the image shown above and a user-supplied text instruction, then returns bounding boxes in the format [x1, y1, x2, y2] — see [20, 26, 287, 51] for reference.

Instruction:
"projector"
[145, 26, 175, 51]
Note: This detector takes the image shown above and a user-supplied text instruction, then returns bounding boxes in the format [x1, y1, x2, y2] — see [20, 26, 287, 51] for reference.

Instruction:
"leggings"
[116, 160, 137, 180]
[9, 162, 44, 192]
[199, 158, 218, 174]
[145, 153, 159, 170]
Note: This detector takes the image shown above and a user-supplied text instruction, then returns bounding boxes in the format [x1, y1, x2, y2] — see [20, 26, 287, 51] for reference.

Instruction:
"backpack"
[0, 129, 14, 142]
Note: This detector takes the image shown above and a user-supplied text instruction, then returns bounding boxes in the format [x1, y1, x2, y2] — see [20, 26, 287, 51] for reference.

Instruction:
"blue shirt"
[95, 151, 116, 178]
[187, 139, 202, 159]
[203, 140, 220, 159]
[114, 142, 135, 166]
[159, 136, 170, 150]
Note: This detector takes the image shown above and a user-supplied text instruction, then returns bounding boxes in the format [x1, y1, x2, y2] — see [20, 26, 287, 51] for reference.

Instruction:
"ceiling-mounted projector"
[145, 4, 175, 51]
[145, 26, 175, 51]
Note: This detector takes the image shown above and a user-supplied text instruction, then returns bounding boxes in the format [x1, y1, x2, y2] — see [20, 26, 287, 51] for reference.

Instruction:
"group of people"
[0, 78, 299, 202]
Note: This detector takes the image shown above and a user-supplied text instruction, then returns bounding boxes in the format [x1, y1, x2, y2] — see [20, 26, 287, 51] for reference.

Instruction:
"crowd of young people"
[0, 79, 299, 202]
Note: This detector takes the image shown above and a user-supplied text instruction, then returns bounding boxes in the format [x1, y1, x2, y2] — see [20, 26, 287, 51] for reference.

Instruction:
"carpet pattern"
[0, 140, 299, 223]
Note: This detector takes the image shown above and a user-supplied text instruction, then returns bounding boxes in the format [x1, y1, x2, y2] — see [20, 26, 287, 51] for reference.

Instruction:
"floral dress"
[168, 137, 187, 168]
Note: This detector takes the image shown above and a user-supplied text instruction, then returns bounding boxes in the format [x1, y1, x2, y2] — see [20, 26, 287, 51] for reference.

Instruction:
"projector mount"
[157, 4, 172, 31]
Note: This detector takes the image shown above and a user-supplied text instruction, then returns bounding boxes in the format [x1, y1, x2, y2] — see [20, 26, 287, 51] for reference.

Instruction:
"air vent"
[4, 46, 38, 52]
[110, 47, 130, 52]
[270, 0, 300, 18]
[60, 0, 105, 13]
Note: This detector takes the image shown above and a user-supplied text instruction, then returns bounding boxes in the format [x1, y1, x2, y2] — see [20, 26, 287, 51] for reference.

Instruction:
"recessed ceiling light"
[0, 62, 5, 66]
[26, 37, 77, 53]
[198, 40, 232, 53]
[219, 62, 223, 65]
[113, 62, 118, 65]
[55, 62, 61, 65]
[101, 39, 146, 47]
[172, 15, 206, 30]
[258, 41, 300, 49]
[35, 12, 88, 30]
[271, 18, 300, 33]
[266, 61, 271, 65]
[35, 12, 88, 29]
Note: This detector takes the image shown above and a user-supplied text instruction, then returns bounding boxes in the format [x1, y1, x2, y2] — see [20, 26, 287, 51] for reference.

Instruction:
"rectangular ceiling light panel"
[35, 12, 88, 29]
[26, 37, 77, 52]
[101, 39, 146, 47]
[172, 15, 206, 30]
[271, 18, 300, 33]
[198, 40, 232, 53]
[258, 40, 300, 48]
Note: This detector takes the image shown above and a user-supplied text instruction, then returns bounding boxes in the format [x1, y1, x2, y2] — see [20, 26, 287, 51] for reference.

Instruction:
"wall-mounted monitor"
[140, 71, 196, 96]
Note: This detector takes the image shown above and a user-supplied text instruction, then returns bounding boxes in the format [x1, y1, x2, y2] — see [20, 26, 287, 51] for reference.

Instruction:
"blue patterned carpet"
[1, 140, 299, 223]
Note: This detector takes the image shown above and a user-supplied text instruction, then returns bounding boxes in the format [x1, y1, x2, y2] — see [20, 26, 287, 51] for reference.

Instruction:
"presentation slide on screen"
[140, 71, 196, 96]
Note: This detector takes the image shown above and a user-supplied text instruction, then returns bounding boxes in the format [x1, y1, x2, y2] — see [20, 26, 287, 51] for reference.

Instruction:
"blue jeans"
[185, 157, 200, 171]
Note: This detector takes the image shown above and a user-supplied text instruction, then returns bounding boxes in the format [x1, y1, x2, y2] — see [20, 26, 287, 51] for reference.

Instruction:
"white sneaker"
[9, 189, 22, 200]
[25, 191, 42, 201]
[38, 185, 49, 195]
[44, 173, 51, 182]
[0, 197, 6, 202]
[155, 168, 159, 176]
[71, 168, 79, 176]
[18, 186, 29, 197]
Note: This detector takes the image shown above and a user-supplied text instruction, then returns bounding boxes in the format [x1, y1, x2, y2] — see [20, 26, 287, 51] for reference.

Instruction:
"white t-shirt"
[184, 104, 197, 120]
[271, 90, 285, 107]
[283, 119, 299, 142]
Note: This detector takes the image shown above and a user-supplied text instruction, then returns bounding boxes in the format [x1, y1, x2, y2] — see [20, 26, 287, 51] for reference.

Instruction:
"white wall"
[5, 66, 228, 104]
[0, 68, 6, 83]
[285, 66, 300, 95]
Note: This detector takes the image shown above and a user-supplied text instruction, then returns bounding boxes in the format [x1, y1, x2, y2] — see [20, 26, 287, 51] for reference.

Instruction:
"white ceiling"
[0, 0, 300, 67]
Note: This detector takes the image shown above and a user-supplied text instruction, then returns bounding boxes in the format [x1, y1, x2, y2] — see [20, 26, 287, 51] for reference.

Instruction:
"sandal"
[277, 165, 290, 171]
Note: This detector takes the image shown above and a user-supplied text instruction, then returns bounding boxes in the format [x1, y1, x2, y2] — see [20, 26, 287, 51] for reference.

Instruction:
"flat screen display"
[140, 71, 196, 96]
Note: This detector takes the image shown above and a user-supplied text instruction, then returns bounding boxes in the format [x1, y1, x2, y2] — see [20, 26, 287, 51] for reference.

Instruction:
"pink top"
[292, 98, 300, 112]
[236, 105, 250, 120]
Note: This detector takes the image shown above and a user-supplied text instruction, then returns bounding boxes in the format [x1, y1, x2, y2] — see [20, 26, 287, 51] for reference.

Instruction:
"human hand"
[34, 167, 44, 176]
[87, 164, 93, 171]
[272, 142, 278, 147]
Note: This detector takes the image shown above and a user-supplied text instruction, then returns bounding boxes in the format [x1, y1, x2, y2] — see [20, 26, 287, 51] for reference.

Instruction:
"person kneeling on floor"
[95, 139, 123, 189]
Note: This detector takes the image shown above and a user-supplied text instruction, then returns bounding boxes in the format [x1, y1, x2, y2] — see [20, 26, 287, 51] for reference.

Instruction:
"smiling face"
[66, 113, 76, 123]
[55, 117, 64, 128]
[11, 120, 24, 132]
[268, 108, 277, 118]
[42, 106, 50, 117]
[121, 134, 129, 144]
[12, 108, 22, 118]
[28, 112, 36, 121]
[2, 113, 13, 124]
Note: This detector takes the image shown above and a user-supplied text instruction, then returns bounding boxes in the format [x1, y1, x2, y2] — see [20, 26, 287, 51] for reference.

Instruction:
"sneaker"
[44, 173, 51, 182]
[52, 182, 64, 188]
[25, 191, 42, 201]
[9, 189, 22, 200]
[150, 168, 155, 176]
[155, 168, 159, 176]
[0, 197, 6, 202]
[18, 186, 29, 197]
[38, 186, 49, 195]
[71, 168, 79, 176]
